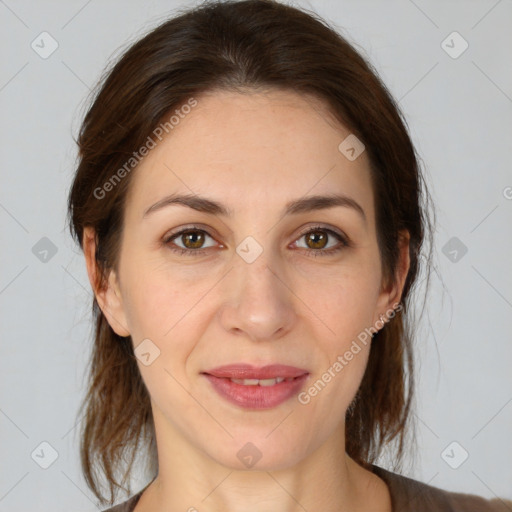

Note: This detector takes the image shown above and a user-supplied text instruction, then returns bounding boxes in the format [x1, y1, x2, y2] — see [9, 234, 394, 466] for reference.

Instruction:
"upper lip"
[203, 364, 309, 380]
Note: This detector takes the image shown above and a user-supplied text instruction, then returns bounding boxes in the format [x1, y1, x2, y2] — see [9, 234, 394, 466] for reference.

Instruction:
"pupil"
[308, 231, 326, 249]
[185, 231, 204, 248]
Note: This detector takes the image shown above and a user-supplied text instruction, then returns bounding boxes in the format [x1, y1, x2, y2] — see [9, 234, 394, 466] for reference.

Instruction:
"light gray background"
[1, 0, 511, 510]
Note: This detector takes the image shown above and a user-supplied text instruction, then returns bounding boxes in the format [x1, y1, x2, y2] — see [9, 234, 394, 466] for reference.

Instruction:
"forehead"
[125, 89, 374, 220]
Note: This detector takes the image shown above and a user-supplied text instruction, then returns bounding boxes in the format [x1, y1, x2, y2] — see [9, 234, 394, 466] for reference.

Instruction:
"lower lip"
[203, 374, 309, 409]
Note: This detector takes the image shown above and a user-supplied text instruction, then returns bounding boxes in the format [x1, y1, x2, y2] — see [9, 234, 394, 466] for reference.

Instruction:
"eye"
[162, 224, 349, 257]
[163, 225, 219, 256]
[292, 225, 349, 257]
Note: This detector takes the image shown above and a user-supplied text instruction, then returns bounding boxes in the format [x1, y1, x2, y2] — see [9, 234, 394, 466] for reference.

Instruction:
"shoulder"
[100, 490, 143, 512]
[371, 464, 512, 512]
[444, 489, 512, 512]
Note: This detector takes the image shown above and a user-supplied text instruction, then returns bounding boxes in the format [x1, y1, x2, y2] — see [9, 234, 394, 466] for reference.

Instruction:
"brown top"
[102, 464, 512, 512]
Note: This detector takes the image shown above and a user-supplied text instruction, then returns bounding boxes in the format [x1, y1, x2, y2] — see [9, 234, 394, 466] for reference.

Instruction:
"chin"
[206, 435, 308, 472]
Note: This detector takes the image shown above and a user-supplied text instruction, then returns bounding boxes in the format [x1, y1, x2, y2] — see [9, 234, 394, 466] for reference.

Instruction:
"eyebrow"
[142, 192, 366, 222]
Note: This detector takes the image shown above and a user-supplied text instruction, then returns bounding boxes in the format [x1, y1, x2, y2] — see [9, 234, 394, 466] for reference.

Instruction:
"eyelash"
[162, 224, 350, 258]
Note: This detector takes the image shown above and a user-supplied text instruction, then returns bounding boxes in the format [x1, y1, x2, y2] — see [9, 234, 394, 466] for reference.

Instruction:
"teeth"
[260, 378, 283, 386]
[230, 377, 288, 386]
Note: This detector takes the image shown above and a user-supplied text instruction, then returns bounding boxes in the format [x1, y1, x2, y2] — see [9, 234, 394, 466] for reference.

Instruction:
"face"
[87, 89, 408, 472]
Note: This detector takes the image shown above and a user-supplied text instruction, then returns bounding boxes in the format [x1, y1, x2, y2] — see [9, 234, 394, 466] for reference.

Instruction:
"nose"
[218, 250, 296, 342]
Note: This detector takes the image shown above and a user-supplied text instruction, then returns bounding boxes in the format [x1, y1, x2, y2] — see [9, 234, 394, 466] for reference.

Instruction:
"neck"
[136, 409, 384, 512]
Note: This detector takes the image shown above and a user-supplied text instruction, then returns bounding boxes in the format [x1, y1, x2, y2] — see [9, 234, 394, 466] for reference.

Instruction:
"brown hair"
[67, 0, 435, 506]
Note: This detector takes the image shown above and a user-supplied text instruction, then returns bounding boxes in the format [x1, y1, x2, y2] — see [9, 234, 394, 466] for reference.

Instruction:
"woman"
[67, 1, 511, 511]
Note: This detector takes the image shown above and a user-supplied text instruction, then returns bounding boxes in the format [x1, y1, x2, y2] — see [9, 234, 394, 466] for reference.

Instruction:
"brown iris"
[181, 230, 205, 249]
[305, 230, 328, 250]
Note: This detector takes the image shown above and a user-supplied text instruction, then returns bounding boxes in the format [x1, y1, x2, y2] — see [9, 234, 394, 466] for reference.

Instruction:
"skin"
[83, 89, 410, 512]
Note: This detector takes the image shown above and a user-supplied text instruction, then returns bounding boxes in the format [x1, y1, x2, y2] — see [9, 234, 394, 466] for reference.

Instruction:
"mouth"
[203, 363, 309, 380]
[201, 364, 310, 409]
[225, 376, 297, 386]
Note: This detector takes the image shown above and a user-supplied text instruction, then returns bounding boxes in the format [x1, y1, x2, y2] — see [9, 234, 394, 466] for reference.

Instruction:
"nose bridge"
[219, 235, 295, 340]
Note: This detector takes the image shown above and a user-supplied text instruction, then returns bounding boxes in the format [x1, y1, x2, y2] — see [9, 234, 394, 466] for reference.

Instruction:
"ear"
[374, 229, 410, 326]
[82, 226, 131, 337]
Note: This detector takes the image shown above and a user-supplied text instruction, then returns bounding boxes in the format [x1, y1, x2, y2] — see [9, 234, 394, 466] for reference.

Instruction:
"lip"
[202, 364, 310, 410]
[204, 364, 309, 380]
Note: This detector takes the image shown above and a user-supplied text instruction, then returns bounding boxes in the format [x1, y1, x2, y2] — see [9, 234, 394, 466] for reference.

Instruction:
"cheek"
[120, 256, 188, 337]
[299, 272, 378, 409]
[306, 267, 381, 342]
[121, 267, 209, 378]
[123, 274, 197, 406]
[123, 282, 172, 340]
[296, 338, 371, 447]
